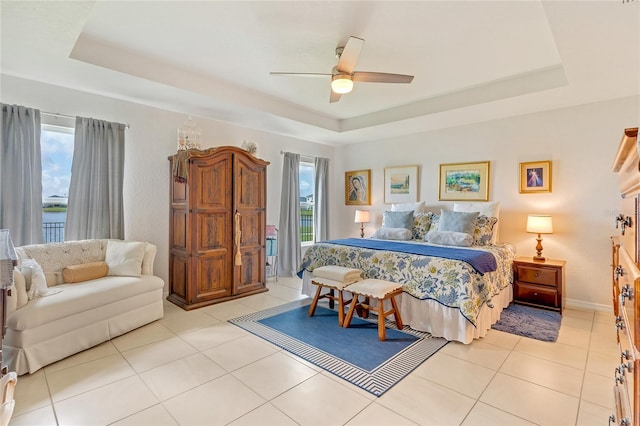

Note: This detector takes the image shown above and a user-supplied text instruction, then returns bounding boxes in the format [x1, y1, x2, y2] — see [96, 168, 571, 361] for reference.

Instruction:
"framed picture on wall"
[520, 160, 552, 193]
[345, 169, 371, 205]
[384, 165, 418, 203]
[439, 161, 490, 201]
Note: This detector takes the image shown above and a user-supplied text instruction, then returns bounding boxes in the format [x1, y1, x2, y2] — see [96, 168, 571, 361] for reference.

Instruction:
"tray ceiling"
[1, 1, 638, 145]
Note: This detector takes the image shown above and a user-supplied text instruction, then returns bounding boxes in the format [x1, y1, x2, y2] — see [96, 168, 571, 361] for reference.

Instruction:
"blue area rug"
[492, 303, 561, 342]
[229, 300, 448, 396]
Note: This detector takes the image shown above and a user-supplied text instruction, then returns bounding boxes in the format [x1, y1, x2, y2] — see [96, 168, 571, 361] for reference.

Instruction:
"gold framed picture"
[345, 169, 371, 205]
[520, 160, 552, 193]
[438, 161, 490, 201]
[384, 165, 418, 204]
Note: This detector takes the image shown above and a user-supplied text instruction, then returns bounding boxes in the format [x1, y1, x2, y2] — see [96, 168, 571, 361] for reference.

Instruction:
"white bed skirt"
[301, 271, 512, 344]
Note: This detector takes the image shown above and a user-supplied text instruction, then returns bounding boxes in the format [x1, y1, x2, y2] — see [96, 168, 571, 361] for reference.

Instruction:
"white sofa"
[2, 239, 164, 375]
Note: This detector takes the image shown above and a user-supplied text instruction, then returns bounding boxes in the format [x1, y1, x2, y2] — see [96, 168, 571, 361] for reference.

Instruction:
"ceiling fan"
[270, 36, 414, 103]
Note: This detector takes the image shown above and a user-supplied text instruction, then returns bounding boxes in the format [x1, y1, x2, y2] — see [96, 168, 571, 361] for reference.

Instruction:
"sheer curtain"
[314, 157, 329, 242]
[278, 152, 301, 276]
[0, 103, 43, 246]
[65, 117, 126, 240]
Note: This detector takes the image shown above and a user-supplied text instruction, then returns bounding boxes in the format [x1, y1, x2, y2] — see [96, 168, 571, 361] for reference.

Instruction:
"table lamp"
[354, 210, 370, 238]
[526, 214, 553, 262]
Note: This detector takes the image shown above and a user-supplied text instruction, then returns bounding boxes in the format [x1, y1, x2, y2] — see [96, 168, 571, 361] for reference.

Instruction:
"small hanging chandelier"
[177, 116, 202, 150]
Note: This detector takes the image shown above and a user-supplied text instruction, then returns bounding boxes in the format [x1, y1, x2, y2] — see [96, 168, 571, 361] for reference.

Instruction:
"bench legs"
[390, 294, 403, 329]
[308, 285, 323, 317]
[343, 289, 404, 341]
[343, 296, 359, 330]
[308, 284, 348, 326]
[377, 300, 386, 341]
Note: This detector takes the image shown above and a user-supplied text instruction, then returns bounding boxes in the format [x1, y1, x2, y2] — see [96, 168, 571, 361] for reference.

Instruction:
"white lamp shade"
[354, 210, 370, 223]
[331, 74, 353, 94]
[526, 214, 553, 234]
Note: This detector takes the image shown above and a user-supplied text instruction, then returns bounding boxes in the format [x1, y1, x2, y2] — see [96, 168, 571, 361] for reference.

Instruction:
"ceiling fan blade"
[329, 90, 342, 103]
[270, 72, 331, 78]
[336, 36, 364, 74]
[352, 72, 414, 83]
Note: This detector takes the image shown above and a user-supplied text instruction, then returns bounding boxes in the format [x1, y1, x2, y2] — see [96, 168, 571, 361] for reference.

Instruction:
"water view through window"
[41, 126, 73, 242]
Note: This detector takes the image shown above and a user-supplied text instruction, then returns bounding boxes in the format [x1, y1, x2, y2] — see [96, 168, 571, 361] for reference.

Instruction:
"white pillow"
[426, 230, 474, 247]
[391, 201, 427, 214]
[372, 228, 413, 241]
[105, 240, 146, 277]
[454, 201, 500, 243]
[20, 259, 52, 300]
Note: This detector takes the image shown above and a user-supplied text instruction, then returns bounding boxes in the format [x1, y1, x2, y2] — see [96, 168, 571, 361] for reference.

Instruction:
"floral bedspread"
[299, 240, 517, 327]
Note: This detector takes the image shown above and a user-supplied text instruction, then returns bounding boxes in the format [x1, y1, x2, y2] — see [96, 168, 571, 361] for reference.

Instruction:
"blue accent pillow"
[437, 210, 479, 235]
[382, 210, 413, 230]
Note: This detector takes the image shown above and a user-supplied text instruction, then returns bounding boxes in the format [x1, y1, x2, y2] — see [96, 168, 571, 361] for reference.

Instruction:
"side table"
[513, 256, 565, 312]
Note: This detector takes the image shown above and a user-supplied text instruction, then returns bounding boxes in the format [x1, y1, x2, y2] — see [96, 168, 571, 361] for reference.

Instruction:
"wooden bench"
[308, 277, 357, 326]
[308, 266, 362, 326]
[343, 279, 404, 341]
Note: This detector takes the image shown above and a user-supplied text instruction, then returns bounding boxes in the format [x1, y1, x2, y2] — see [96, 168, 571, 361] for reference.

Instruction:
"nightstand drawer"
[516, 265, 558, 287]
[514, 283, 558, 308]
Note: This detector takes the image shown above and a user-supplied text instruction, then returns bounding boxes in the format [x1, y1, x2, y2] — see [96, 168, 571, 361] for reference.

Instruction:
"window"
[299, 158, 315, 244]
[41, 121, 74, 242]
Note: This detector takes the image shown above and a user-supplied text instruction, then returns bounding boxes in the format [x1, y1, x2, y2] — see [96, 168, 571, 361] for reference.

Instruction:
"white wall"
[333, 96, 639, 310]
[1, 74, 335, 286]
[3, 74, 637, 310]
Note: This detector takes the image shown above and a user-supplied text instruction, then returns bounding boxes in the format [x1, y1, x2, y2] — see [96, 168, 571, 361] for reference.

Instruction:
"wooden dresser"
[168, 146, 269, 310]
[610, 127, 639, 426]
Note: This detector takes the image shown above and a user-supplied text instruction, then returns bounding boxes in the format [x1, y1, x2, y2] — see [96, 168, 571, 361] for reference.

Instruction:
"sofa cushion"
[13, 270, 28, 309]
[20, 259, 49, 300]
[102, 240, 156, 275]
[141, 243, 156, 275]
[105, 241, 145, 277]
[6, 275, 165, 332]
[62, 261, 109, 283]
[6, 284, 17, 317]
[16, 240, 104, 286]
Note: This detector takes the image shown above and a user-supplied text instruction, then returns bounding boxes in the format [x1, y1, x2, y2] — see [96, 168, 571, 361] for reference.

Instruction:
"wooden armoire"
[168, 146, 269, 310]
[611, 127, 640, 426]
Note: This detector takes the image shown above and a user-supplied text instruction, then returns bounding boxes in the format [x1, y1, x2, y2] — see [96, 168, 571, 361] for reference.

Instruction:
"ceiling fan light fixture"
[331, 74, 353, 94]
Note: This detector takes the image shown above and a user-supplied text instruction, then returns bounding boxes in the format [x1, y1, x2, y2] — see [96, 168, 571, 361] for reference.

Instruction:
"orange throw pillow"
[62, 261, 109, 283]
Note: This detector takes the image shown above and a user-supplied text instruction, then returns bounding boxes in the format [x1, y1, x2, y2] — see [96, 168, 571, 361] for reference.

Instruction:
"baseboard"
[565, 298, 612, 312]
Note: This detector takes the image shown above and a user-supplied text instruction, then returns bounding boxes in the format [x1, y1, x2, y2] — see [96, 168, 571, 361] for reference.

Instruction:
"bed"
[298, 204, 517, 344]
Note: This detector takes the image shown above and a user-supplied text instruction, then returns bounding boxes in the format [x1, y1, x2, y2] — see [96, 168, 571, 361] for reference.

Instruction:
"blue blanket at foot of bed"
[325, 238, 497, 274]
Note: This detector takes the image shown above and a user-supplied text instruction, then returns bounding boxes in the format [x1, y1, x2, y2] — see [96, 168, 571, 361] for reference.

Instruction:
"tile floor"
[10, 277, 619, 425]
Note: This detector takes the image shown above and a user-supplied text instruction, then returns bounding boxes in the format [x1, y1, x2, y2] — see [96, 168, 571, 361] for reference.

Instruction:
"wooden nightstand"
[513, 257, 566, 313]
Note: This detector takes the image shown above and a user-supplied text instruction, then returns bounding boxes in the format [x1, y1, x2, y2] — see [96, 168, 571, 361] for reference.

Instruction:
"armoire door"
[233, 153, 266, 294]
[189, 153, 233, 302]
